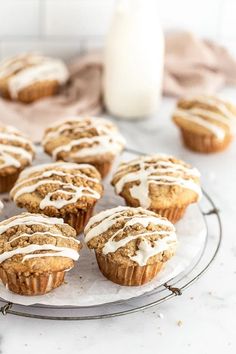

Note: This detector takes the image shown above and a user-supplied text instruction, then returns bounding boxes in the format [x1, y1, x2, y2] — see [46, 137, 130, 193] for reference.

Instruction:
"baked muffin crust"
[0, 53, 69, 101]
[85, 206, 177, 267]
[111, 154, 201, 210]
[0, 123, 35, 176]
[43, 116, 125, 165]
[10, 161, 103, 217]
[0, 213, 81, 274]
[172, 95, 236, 139]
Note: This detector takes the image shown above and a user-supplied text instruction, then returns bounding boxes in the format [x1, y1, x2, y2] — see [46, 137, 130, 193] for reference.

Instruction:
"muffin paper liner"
[152, 206, 187, 224]
[0, 205, 206, 305]
[181, 128, 232, 153]
[0, 267, 65, 296]
[0, 172, 20, 193]
[64, 206, 95, 234]
[125, 200, 187, 224]
[93, 160, 113, 179]
[95, 252, 164, 286]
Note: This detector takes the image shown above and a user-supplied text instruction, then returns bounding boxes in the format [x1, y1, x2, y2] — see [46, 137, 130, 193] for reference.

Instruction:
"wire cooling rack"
[0, 148, 222, 320]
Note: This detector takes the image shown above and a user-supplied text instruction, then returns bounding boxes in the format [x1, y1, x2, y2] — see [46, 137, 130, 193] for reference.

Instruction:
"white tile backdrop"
[0, 0, 235, 60]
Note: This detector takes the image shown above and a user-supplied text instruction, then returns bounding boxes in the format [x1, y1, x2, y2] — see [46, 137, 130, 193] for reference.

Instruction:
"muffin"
[42, 116, 125, 178]
[84, 206, 177, 286]
[111, 154, 201, 223]
[0, 212, 81, 295]
[10, 161, 103, 234]
[0, 123, 35, 192]
[172, 95, 236, 153]
[0, 53, 69, 103]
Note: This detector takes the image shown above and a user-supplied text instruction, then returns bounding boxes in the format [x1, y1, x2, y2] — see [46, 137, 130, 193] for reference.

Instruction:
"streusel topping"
[173, 95, 236, 140]
[111, 154, 201, 209]
[0, 53, 69, 99]
[0, 123, 35, 175]
[84, 206, 177, 266]
[0, 213, 81, 269]
[10, 161, 103, 215]
[43, 116, 125, 162]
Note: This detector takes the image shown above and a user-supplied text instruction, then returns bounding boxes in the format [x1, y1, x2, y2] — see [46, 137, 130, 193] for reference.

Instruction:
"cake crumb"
[158, 313, 164, 319]
[190, 296, 194, 300]
[177, 320, 183, 327]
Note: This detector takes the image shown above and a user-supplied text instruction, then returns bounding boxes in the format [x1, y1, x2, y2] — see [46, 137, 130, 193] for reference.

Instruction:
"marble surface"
[0, 90, 236, 354]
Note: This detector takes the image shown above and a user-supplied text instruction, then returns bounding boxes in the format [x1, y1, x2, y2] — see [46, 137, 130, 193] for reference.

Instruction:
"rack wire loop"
[203, 207, 220, 216]
[1, 302, 12, 315]
[164, 283, 182, 296]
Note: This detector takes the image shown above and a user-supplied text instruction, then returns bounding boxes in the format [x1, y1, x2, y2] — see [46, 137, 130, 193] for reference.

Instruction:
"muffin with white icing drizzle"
[172, 95, 236, 153]
[0, 123, 35, 192]
[0, 53, 69, 103]
[42, 116, 125, 178]
[111, 154, 201, 223]
[84, 206, 177, 286]
[10, 162, 103, 234]
[0, 213, 81, 295]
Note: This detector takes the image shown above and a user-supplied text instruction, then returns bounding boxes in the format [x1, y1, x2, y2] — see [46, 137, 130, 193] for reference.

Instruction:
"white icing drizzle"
[43, 117, 113, 145]
[18, 161, 98, 181]
[84, 206, 177, 266]
[6, 231, 81, 245]
[10, 162, 102, 210]
[0, 54, 69, 99]
[0, 244, 79, 263]
[174, 95, 236, 137]
[0, 213, 80, 264]
[0, 126, 34, 169]
[11, 165, 99, 193]
[130, 234, 176, 266]
[0, 214, 64, 235]
[0, 132, 34, 146]
[112, 155, 202, 208]
[174, 109, 226, 140]
[187, 95, 236, 121]
[43, 117, 125, 160]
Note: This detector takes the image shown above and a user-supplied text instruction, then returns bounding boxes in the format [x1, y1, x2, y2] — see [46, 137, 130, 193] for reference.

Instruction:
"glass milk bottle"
[104, 0, 164, 120]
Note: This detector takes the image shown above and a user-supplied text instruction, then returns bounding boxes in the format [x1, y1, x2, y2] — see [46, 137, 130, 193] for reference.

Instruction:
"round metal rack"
[0, 148, 222, 320]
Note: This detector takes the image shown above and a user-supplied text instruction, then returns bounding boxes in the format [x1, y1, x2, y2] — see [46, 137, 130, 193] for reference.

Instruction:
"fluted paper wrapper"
[0, 172, 21, 193]
[64, 207, 94, 234]
[181, 128, 232, 153]
[152, 206, 187, 224]
[0, 268, 65, 295]
[0, 205, 206, 305]
[95, 252, 164, 286]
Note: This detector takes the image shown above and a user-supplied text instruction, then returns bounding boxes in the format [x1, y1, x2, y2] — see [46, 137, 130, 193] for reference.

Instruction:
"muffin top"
[111, 154, 201, 209]
[0, 213, 81, 273]
[0, 123, 35, 176]
[10, 161, 103, 216]
[43, 116, 125, 162]
[0, 53, 69, 99]
[84, 206, 177, 267]
[172, 95, 236, 140]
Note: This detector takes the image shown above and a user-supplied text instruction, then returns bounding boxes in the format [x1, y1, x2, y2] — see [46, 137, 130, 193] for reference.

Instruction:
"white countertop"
[0, 90, 236, 354]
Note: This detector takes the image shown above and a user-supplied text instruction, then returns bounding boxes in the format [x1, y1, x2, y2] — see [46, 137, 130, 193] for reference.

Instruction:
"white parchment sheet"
[0, 149, 206, 306]
[0, 204, 206, 306]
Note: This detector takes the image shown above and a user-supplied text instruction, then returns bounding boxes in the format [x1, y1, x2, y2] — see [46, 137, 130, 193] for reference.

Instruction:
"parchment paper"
[0, 149, 206, 307]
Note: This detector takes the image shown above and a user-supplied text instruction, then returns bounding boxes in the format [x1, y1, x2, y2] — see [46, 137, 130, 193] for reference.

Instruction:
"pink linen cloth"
[0, 32, 236, 141]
